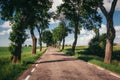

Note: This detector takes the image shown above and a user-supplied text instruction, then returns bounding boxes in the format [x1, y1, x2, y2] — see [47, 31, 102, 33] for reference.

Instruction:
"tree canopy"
[57, 0, 101, 53]
[0, 0, 52, 63]
[42, 30, 53, 46]
[0, 0, 118, 64]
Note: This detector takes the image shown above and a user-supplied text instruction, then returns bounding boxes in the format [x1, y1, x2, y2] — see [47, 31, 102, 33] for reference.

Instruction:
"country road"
[18, 47, 120, 80]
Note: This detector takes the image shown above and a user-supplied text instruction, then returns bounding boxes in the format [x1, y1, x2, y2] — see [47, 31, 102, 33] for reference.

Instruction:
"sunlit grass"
[89, 60, 120, 74]
[0, 47, 46, 80]
[113, 46, 120, 51]
[63, 46, 120, 74]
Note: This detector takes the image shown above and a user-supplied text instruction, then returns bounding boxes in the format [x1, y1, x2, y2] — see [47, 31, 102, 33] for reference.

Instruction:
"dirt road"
[18, 47, 120, 80]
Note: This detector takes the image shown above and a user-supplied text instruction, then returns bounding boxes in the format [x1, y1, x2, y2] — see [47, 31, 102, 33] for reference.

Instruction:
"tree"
[52, 27, 60, 47]
[53, 13, 72, 50]
[88, 33, 106, 57]
[36, 12, 51, 51]
[0, 0, 52, 62]
[24, 0, 42, 54]
[20, 0, 52, 54]
[52, 23, 64, 49]
[30, 27, 37, 54]
[61, 23, 71, 50]
[9, 18, 27, 63]
[21, 0, 52, 54]
[57, 0, 101, 53]
[52, 22, 71, 50]
[35, 0, 52, 51]
[0, 0, 28, 63]
[57, 0, 81, 53]
[42, 30, 53, 47]
[36, 21, 48, 51]
[98, 0, 118, 63]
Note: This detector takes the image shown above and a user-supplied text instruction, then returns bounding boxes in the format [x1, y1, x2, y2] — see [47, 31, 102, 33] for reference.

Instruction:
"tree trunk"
[46, 44, 48, 47]
[30, 28, 37, 54]
[72, 23, 78, 53]
[62, 37, 65, 50]
[32, 36, 37, 54]
[59, 41, 61, 49]
[39, 30, 42, 51]
[104, 17, 115, 64]
[11, 44, 22, 63]
[99, 0, 117, 64]
[36, 26, 42, 51]
[40, 40, 42, 51]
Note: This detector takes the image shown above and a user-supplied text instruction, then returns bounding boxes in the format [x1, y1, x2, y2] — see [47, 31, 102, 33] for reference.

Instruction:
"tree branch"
[99, 1, 108, 17]
[110, 0, 118, 16]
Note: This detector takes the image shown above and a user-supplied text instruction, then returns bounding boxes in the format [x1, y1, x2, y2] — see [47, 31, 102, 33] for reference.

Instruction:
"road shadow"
[52, 53, 70, 56]
[77, 56, 93, 62]
[35, 57, 77, 64]
[25, 57, 77, 64]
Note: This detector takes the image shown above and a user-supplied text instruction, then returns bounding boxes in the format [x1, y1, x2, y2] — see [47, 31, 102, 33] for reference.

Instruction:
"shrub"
[87, 34, 106, 57]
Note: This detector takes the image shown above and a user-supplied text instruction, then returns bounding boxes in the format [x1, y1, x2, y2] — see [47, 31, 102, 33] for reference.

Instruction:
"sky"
[0, 0, 120, 47]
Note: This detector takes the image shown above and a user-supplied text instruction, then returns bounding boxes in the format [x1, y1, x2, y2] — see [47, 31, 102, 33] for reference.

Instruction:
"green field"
[0, 47, 46, 80]
[0, 46, 120, 79]
[63, 46, 120, 74]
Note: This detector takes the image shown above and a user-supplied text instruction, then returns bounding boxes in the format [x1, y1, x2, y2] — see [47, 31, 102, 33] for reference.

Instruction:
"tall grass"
[63, 46, 120, 74]
[0, 47, 46, 80]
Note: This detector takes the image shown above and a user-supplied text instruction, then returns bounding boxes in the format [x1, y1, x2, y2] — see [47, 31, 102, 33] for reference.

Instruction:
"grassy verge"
[0, 47, 46, 80]
[63, 46, 120, 74]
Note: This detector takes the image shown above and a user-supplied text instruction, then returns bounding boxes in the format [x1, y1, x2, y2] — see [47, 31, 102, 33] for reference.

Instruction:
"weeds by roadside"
[62, 46, 120, 74]
[0, 47, 46, 80]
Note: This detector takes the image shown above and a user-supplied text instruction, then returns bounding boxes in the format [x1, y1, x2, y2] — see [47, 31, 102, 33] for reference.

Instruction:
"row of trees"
[56, 0, 118, 64]
[42, 22, 71, 50]
[0, 0, 118, 64]
[0, 0, 52, 63]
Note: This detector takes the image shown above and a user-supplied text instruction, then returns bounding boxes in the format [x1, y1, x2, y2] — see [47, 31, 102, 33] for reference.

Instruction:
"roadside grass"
[63, 46, 120, 74]
[0, 47, 46, 80]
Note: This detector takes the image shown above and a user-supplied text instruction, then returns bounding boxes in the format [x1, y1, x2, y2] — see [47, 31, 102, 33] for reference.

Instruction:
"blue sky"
[0, 0, 120, 46]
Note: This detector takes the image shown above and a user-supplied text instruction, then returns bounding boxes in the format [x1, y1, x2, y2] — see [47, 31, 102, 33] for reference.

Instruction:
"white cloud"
[0, 21, 11, 28]
[0, 21, 12, 35]
[24, 36, 46, 46]
[50, 0, 63, 12]
[80, 28, 87, 34]
[77, 34, 94, 46]
[65, 29, 95, 46]
[24, 38, 32, 46]
[103, 0, 120, 11]
[0, 29, 12, 35]
[77, 29, 95, 45]
[115, 26, 120, 44]
[49, 18, 60, 24]
[36, 35, 39, 39]
[50, 0, 120, 12]
[99, 24, 107, 34]
[100, 24, 120, 44]
[115, 26, 120, 31]
[65, 34, 74, 45]
[65, 24, 120, 46]
[26, 38, 32, 42]
[80, 28, 95, 35]
[100, 24, 120, 34]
